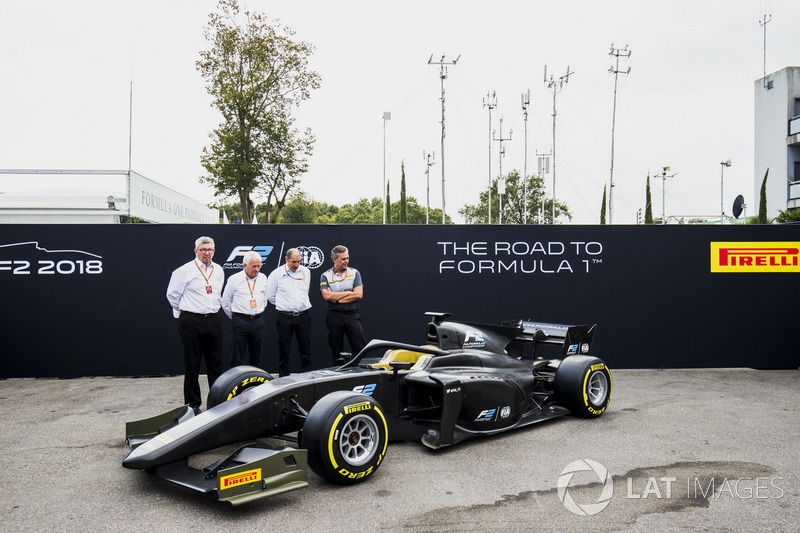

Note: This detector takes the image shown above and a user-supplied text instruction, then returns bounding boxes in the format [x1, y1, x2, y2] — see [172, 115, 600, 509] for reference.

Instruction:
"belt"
[277, 310, 308, 316]
[181, 310, 219, 318]
[330, 309, 357, 314]
[233, 312, 263, 319]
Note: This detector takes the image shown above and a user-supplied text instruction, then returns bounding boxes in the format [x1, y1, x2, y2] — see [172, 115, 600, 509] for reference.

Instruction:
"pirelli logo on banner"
[711, 242, 800, 273]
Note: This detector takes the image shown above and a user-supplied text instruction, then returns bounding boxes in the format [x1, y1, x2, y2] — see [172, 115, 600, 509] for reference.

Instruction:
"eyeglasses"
[197, 249, 215, 254]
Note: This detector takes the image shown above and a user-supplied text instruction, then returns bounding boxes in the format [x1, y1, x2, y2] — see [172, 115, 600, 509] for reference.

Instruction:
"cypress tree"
[600, 184, 607, 224]
[645, 174, 654, 224]
[758, 168, 769, 224]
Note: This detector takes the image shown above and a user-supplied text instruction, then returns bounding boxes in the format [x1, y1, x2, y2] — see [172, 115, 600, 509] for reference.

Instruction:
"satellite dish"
[732, 195, 745, 219]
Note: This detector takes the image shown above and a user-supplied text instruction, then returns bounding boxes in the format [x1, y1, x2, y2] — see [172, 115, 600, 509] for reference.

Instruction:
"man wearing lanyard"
[221, 251, 268, 370]
[265, 248, 312, 377]
[166, 236, 225, 414]
[319, 245, 367, 365]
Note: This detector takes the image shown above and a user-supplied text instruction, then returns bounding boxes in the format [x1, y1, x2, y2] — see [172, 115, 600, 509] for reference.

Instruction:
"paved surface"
[0, 368, 798, 533]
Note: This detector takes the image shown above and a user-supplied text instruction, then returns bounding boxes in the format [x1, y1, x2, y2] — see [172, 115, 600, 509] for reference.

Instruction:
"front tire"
[554, 355, 611, 417]
[207, 365, 273, 408]
[302, 391, 388, 484]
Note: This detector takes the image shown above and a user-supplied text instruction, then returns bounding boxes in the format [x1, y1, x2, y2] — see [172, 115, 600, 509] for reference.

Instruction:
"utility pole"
[424, 151, 435, 224]
[720, 159, 731, 224]
[483, 91, 497, 224]
[382, 112, 391, 224]
[759, 13, 772, 87]
[657, 166, 676, 224]
[493, 117, 512, 224]
[536, 151, 552, 223]
[608, 44, 631, 224]
[521, 89, 530, 224]
[428, 54, 460, 224]
[544, 65, 573, 224]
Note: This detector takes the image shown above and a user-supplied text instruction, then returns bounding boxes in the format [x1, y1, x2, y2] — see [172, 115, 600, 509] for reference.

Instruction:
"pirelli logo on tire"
[711, 242, 800, 273]
[344, 401, 372, 414]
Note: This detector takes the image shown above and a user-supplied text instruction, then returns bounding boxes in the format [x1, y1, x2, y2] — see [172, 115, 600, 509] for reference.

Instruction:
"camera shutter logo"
[557, 459, 613, 516]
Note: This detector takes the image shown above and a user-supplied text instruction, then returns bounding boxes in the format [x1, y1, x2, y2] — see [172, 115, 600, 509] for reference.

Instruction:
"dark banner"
[1, 224, 798, 378]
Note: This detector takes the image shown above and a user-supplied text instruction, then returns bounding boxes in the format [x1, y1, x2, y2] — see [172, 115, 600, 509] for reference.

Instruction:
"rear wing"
[425, 312, 596, 357]
[511, 320, 597, 356]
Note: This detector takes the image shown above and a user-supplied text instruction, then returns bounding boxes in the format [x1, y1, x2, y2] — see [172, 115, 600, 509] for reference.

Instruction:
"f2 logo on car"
[352, 384, 376, 396]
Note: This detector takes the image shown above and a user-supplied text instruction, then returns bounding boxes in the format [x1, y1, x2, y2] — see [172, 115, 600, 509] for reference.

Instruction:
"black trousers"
[276, 312, 312, 377]
[325, 310, 366, 362]
[178, 310, 224, 409]
[229, 313, 265, 369]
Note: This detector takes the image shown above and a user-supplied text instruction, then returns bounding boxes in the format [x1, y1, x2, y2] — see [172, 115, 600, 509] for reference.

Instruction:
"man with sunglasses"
[265, 248, 312, 377]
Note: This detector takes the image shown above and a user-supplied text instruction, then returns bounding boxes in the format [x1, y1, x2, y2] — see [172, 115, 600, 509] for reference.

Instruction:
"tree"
[644, 173, 654, 224]
[385, 180, 392, 224]
[459, 170, 571, 224]
[600, 184, 607, 224]
[399, 161, 408, 224]
[197, 0, 321, 223]
[337, 198, 383, 224]
[758, 168, 769, 224]
[774, 208, 800, 223]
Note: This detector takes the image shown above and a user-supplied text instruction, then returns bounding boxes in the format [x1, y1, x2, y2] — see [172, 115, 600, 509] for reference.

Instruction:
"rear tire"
[554, 356, 611, 417]
[302, 391, 388, 484]
[207, 365, 273, 408]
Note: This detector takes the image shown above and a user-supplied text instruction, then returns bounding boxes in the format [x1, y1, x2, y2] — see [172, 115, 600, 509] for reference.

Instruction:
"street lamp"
[720, 159, 731, 224]
[382, 112, 391, 224]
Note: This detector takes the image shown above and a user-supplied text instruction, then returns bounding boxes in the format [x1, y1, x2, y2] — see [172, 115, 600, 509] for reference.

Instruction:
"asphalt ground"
[0, 368, 798, 533]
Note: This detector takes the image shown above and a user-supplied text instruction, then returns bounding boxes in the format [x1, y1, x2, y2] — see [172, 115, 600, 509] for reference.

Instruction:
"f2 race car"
[123, 312, 611, 505]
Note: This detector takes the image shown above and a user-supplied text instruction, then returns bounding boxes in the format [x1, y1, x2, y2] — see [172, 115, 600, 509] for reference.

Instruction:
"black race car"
[123, 312, 611, 505]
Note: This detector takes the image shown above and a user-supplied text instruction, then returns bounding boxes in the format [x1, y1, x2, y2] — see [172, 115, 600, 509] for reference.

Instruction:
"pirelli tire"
[302, 391, 389, 485]
[206, 366, 273, 408]
[554, 355, 612, 418]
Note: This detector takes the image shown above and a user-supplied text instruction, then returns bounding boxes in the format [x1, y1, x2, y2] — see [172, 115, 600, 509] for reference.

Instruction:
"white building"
[754, 66, 800, 219]
[0, 170, 218, 224]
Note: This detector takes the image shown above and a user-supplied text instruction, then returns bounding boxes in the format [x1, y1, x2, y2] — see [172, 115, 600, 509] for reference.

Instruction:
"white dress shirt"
[166, 259, 224, 318]
[221, 270, 269, 318]
[265, 264, 312, 312]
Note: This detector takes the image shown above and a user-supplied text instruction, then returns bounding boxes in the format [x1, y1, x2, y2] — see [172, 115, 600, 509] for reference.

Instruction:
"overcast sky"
[1, 0, 798, 223]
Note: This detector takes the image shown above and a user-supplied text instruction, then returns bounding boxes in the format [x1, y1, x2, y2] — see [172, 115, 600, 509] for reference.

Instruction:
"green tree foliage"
[644, 173, 654, 224]
[459, 170, 571, 224]
[399, 162, 407, 224]
[758, 168, 769, 224]
[600, 184, 607, 225]
[197, 0, 320, 224]
[219, 194, 452, 224]
[774, 208, 800, 223]
[337, 198, 384, 224]
[385, 181, 392, 224]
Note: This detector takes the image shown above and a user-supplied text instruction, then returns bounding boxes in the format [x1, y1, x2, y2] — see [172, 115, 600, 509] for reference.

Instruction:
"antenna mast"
[428, 54, 460, 223]
[493, 117, 512, 224]
[544, 65, 573, 224]
[424, 151, 435, 224]
[608, 44, 631, 224]
[759, 12, 772, 87]
[521, 89, 530, 224]
[483, 91, 497, 224]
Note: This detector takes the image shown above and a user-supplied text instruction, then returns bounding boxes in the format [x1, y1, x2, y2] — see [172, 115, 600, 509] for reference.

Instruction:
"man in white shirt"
[265, 248, 312, 377]
[221, 251, 268, 370]
[166, 236, 225, 413]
